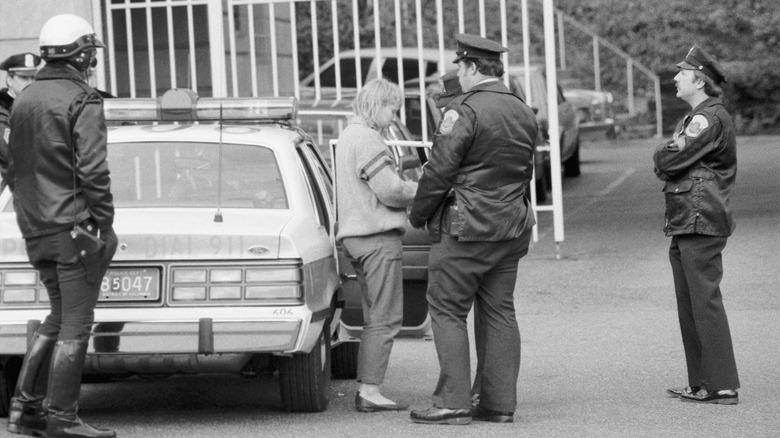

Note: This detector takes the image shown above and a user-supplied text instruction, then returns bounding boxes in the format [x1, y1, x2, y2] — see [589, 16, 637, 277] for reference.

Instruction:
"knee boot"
[45, 340, 116, 438]
[7, 332, 56, 437]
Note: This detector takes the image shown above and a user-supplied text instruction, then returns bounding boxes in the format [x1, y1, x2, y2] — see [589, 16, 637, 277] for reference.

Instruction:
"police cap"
[435, 69, 462, 108]
[453, 33, 508, 64]
[0, 52, 42, 75]
[676, 44, 726, 84]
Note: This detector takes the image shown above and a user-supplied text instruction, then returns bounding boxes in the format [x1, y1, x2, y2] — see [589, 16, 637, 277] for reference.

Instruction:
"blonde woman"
[335, 78, 418, 412]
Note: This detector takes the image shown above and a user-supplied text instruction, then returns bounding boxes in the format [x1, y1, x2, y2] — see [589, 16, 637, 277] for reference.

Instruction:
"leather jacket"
[0, 88, 12, 188]
[6, 61, 114, 238]
[653, 97, 736, 237]
[410, 80, 537, 242]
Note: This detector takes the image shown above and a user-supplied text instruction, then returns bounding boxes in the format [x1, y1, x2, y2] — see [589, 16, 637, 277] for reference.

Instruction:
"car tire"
[563, 137, 581, 177]
[0, 356, 22, 417]
[278, 326, 331, 412]
[330, 342, 359, 379]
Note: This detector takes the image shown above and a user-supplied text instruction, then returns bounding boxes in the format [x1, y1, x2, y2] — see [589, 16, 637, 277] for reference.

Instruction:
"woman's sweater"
[335, 116, 418, 241]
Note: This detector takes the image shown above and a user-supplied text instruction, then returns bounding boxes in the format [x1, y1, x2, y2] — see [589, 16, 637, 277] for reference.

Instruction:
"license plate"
[100, 268, 160, 301]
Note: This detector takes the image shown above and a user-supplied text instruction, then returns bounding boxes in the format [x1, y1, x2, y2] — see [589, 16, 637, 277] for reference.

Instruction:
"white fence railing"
[94, 0, 653, 256]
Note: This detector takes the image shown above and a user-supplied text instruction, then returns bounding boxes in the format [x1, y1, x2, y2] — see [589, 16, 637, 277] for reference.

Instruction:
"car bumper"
[577, 119, 616, 134]
[0, 307, 326, 356]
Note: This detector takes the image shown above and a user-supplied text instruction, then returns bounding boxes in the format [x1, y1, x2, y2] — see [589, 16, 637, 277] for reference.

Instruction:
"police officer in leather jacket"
[653, 45, 740, 406]
[5, 14, 117, 438]
[0, 52, 41, 192]
[409, 34, 537, 425]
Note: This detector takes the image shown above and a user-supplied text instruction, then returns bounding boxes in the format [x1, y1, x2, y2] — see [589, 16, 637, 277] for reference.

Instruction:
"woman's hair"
[351, 78, 402, 130]
[693, 70, 724, 98]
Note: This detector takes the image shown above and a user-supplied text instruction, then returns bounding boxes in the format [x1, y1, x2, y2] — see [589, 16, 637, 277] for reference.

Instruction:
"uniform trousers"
[669, 234, 739, 390]
[427, 232, 530, 412]
[25, 225, 118, 342]
[341, 230, 404, 385]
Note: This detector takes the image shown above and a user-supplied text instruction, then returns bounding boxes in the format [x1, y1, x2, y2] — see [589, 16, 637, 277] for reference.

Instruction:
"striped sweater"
[335, 117, 418, 241]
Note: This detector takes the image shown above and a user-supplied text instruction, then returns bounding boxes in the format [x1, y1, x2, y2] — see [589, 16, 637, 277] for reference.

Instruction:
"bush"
[722, 59, 780, 134]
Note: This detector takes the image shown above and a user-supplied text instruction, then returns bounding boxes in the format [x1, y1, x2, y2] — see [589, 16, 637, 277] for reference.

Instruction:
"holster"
[70, 222, 104, 284]
[441, 195, 460, 237]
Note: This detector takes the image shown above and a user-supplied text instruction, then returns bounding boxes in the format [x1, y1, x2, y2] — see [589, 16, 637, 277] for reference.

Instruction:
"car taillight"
[1, 270, 49, 306]
[170, 265, 302, 303]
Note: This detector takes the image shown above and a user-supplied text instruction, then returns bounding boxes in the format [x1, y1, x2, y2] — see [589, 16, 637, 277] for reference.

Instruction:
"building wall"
[0, 0, 95, 84]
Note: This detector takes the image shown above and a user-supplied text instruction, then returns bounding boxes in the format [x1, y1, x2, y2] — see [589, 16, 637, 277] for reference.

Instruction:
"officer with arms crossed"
[654, 45, 740, 405]
[5, 14, 118, 438]
[409, 33, 537, 425]
[0, 52, 41, 192]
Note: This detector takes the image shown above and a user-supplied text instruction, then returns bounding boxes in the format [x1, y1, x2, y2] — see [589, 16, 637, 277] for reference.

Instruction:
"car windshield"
[108, 141, 288, 209]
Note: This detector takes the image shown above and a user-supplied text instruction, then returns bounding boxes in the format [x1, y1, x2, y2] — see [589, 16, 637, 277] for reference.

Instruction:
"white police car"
[0, 89, 353, 414]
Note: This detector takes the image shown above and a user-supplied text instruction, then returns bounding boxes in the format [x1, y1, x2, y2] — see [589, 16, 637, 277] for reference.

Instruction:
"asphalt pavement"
[5, 135, 776, 438]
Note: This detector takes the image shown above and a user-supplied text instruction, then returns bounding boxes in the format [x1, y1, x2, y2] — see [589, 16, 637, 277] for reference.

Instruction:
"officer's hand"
[100, 227, 119, 255]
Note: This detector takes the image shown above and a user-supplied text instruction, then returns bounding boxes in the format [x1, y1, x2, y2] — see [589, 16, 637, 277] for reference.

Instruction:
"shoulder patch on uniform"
[685, 114, 709, 137]
[438, 109, 459, 135]
[2, 128, 8, 145]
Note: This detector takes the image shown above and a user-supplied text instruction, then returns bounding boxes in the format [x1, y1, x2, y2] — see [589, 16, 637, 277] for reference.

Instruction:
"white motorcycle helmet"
[39, 14, 105, 71]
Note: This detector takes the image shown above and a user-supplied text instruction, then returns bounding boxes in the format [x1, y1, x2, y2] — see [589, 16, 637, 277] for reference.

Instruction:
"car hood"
[0, 209, 294, 262]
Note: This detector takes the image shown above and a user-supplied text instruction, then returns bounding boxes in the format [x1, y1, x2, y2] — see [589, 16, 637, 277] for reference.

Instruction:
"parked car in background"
[563, 88, 617, 139]
[299, 48, 449, 103]
[294, 106, 432, 377]
[0, 90, 352, 415]
[507, 64, 582, 178]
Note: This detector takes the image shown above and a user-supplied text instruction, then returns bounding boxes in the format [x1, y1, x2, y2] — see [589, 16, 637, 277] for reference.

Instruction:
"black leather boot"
[7, 332, 56, 437]
[45, 340, 116, 438]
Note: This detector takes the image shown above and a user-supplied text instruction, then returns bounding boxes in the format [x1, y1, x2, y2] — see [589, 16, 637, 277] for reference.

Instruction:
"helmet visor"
[41, 33, 105, 60]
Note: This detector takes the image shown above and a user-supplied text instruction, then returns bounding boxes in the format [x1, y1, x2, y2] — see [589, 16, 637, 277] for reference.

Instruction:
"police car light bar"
[103, 88, 298, 122]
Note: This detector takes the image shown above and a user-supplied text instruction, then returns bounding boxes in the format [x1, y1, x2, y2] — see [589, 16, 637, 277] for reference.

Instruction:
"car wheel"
[563, 137, 581, 177]
[1, 356, 22, 417]
[330, 342, 358, 379]
[278, 326, 331, 412]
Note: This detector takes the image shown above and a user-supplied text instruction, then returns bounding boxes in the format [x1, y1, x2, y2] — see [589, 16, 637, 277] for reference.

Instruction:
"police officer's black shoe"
[666, 386, 700, 397]
[7, 399, 47, 437]
[410, 406, 472, 425]
[471, 405, 514, 423]
[680, 388, 739, 405]
[7, 332, 56, 437]
[44, 341, 116, 438]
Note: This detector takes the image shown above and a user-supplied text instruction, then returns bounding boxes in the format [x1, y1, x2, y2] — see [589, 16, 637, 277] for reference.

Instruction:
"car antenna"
[214, 104, 224, 223]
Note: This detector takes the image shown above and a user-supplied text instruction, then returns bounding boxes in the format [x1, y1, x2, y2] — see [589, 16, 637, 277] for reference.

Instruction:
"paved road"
[6, 135, 777, 438]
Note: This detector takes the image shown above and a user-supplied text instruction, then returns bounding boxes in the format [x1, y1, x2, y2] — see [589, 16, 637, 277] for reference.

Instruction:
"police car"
[0, 89, 354, 414]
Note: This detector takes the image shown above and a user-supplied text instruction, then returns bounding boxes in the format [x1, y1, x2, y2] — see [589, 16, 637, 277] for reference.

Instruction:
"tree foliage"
[555, 0, 780, 131]
[556, 0, 779, 71]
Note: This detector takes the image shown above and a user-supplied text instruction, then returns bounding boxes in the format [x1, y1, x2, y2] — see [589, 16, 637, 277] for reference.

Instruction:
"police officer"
[0, 52, 41, 191]
[5, 14, 117, 438]
[409, 34, 537, 425]
[654, 45, 740, 405]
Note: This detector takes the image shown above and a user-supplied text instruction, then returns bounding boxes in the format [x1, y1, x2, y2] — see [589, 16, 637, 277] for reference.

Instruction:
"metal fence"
[95, 0, 658, 255]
